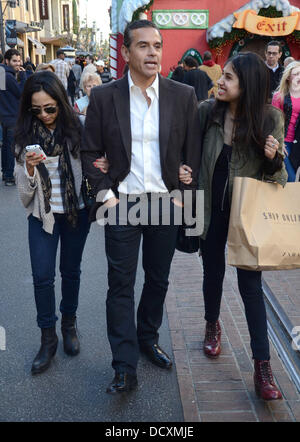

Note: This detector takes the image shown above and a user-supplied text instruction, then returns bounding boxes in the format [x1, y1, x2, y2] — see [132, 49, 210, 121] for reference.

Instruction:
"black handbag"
[176, 223, 199, 253]
[81, 176, 96, 208]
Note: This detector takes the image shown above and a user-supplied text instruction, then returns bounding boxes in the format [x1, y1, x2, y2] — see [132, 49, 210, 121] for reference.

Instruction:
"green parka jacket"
[198, 99, 288, 240]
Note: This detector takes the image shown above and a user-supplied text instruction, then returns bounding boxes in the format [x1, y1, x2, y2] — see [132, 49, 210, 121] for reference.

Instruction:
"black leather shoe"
[106, 372, 138, 394]
[31, 327, 58, 375]
[61, 315, 80, 356]
[140, 344, 172, 369]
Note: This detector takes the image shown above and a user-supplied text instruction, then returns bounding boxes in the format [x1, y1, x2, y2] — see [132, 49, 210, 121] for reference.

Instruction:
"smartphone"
[25, 144, 47, 161]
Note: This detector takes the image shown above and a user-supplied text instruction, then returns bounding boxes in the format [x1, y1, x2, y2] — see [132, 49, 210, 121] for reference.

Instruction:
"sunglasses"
[29, 106, 58, 115]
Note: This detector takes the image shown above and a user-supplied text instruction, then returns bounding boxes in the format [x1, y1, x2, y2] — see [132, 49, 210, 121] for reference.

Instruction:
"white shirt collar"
[128, 71, 159, 99]
[266, 62, 279, 72]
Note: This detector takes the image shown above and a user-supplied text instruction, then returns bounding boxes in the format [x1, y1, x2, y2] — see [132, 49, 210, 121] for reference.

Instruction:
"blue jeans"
[284, 141, 296, 182]
[28, 209, 90, 329]
[1, 124, 15, 179]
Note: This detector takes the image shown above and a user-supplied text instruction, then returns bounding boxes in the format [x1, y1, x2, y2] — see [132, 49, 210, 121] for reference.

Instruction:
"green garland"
[208, 6, 299, 49]
[132, 1, 154, 22]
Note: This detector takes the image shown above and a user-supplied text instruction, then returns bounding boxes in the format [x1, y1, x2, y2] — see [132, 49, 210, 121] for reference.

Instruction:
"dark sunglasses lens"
[30, 106, 57, 115]
[44, 107, 57, 114]
[30, 108, 41, 115]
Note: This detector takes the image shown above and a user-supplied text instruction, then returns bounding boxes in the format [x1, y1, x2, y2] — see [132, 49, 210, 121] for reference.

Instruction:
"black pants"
[200, 204, 270, 361]
[104, 195, 179, 375]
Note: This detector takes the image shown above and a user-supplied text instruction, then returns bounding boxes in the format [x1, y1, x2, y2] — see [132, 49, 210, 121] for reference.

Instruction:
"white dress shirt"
[104, 71, 168, 201]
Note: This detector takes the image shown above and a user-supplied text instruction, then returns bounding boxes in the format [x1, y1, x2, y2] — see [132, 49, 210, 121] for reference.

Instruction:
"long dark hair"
[211, 52, 274, 156]
[15, 71, 82, 160]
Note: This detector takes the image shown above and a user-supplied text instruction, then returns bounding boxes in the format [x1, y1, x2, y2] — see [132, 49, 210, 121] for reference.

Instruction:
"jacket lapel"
[159, 75, 173, 163]
[113, 76, 132, 163]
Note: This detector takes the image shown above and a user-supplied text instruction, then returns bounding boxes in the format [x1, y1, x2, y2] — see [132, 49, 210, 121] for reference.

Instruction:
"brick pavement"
[264, 270, 300, 331]
[166, 251, 300, 422]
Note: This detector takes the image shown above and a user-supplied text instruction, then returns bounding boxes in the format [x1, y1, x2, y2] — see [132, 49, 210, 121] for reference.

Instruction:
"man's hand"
[179, 164, 192, 185]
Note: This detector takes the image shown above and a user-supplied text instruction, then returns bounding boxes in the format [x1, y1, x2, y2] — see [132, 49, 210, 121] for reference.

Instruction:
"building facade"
[1, 0, 80, 64]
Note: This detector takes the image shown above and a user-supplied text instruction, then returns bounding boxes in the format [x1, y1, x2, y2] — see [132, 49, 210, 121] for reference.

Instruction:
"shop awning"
[40, 35, 68, 47]
[27, 36, 46, 55]
[15, 21, 42, 33]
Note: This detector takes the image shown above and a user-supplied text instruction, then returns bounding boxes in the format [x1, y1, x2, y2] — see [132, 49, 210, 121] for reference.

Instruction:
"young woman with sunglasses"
[14, 71, 91, 375]
[179, 53, 287, 401]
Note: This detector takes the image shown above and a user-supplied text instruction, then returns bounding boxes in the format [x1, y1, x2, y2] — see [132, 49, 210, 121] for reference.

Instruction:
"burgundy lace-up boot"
[254, 360, 283, 401]
[203, 320, 221, 358]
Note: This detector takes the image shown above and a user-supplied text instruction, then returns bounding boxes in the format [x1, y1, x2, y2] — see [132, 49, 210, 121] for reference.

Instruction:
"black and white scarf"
[32, 120, 79, 227]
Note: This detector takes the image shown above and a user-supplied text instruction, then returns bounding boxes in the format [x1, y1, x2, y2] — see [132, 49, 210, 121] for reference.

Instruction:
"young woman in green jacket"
[180, 52, 287, 401]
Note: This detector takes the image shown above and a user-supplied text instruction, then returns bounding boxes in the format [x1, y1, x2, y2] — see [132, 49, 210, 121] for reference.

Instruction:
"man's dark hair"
[86, 54, 94, 61]
[203, 51, 212, 61]
[123, 20, 162, 48]
[266, 41, 282, 52]
[4, 48, 20, 61]
[184, 56, 199, 68]
[56, 49, 65, 57]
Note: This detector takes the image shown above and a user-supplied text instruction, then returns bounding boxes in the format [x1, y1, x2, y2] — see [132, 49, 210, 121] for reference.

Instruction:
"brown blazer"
[81, 74, 202, 218]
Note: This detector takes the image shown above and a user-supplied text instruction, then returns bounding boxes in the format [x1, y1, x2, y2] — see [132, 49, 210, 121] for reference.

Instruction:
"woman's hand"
[179, 164, 193, 185]
[25, 152, 45, 177]
[264, 135, 279, 160]
[93, 156, 109, 173]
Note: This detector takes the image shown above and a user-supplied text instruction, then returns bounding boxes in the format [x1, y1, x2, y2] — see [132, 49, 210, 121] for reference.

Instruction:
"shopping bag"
[227, 177, 300, 271]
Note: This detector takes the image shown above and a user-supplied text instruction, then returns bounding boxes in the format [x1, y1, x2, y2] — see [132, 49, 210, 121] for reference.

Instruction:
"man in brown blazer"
[81, 20, 201, 394]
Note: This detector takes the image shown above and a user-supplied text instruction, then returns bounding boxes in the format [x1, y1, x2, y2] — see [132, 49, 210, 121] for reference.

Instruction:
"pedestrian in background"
[35, 63, 55, 73]
[25, 64, 34, 79]
[265, 41, 284, 99]
[284, 56, 295, 68]
[50, 49, 70, 90]
[0, 48, 26, 186]
[199, 50, 222, 98]
[95, 60, 112, 84]
[72, 59, 82, 97]
[183, 56, 213, 103]
[67, 60, 77, 106]
[171, 60, 185, 83]
[272, 61, 300, 181]
[180, 52, 287, 401]
[79, 54, 96, 91]
[74, 73, 101, 123]
[24, 56, 36, 71]
[14, 71, 90, 375]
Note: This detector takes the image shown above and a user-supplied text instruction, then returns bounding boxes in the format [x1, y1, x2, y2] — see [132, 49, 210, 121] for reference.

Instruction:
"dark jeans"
[1, 124, 15, 179]
[200, 204, 270, 361]
[104, 196, 179, 375]
[28, 209, 90, 329]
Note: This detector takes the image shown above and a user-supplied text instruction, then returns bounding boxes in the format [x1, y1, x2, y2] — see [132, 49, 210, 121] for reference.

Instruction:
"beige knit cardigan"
[14, 145, 83, 234]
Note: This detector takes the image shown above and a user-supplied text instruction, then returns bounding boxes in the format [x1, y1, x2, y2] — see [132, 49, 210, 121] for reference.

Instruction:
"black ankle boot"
[31, 327, 58, 375]
[61, 315, 80, 356]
